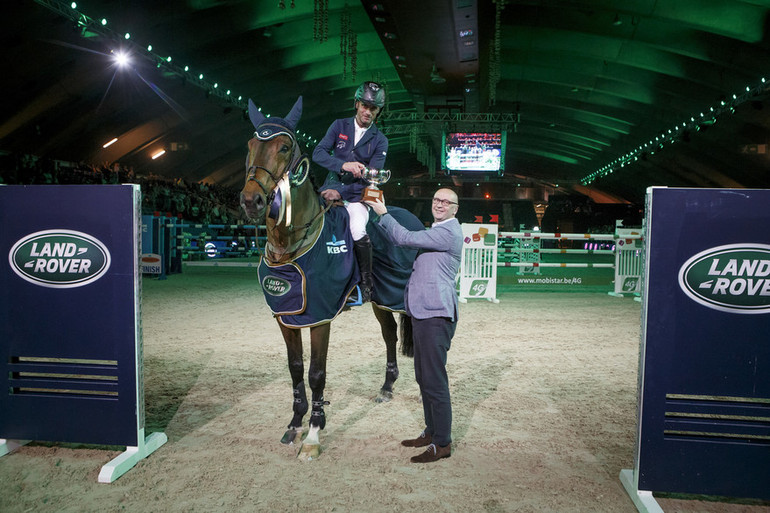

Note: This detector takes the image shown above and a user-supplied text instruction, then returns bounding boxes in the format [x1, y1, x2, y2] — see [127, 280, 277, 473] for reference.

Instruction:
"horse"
[239, 96, 422, 460]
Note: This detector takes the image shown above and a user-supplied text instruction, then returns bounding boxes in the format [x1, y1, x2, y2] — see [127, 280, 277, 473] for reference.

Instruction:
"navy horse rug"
[258, 205, 423, 328]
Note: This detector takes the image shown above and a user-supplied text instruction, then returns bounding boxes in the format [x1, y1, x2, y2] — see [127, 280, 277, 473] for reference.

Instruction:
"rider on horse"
[312, 81, 388, 302]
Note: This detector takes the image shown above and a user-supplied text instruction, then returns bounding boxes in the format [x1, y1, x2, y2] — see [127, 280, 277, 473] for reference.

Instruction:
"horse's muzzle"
[240, 189, 266, 220]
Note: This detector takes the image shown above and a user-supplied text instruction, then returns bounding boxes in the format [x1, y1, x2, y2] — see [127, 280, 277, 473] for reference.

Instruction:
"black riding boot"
[354, 235, 373, 303]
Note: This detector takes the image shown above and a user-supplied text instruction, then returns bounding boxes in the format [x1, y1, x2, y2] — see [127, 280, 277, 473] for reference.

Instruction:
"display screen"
[442, 132, 506, 174]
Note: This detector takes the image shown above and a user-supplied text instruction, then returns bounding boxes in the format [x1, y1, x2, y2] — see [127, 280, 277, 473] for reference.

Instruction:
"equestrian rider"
[312, 81, 388, 302]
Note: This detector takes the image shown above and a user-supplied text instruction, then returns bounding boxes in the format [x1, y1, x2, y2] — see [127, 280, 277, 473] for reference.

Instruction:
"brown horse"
[239, 97, 417, 460]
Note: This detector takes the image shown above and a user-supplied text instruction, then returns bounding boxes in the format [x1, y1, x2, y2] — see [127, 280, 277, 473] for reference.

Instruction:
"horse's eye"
[280, 144, 290, 153]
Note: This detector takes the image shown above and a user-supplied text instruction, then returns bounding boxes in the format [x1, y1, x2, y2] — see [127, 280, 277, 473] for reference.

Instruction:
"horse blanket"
[257, 205, 422, 327]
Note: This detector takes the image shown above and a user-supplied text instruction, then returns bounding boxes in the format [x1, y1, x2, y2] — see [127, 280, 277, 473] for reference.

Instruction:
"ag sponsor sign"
[459, 223, 499, 302]
[678, 243, 770, 313]
[9, 229, 111, 288]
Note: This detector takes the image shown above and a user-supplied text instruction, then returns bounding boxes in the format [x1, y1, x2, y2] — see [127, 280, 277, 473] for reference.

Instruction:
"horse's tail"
[398, 313, 414, 357]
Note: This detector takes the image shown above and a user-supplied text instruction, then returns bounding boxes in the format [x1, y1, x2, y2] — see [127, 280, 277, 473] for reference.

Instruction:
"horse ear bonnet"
[248, 96, 309, 187]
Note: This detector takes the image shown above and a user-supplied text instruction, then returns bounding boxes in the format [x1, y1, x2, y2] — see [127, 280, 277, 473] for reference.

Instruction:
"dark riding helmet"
[354, 81, 386, 109]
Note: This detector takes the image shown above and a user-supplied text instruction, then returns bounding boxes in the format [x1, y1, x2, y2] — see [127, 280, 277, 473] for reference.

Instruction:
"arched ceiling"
[3, 0, 770, 206]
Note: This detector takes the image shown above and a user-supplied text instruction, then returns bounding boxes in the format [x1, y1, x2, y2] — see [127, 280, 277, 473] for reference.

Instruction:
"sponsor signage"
[459, 223, 499, 302]
[140, 253, 163, 274]
[262, 275, 291, 296]
[631, 187, 770, 502]
[1, 185, 142, 447]
[9, 229, 111, 288]
[678, 243, 770, 313]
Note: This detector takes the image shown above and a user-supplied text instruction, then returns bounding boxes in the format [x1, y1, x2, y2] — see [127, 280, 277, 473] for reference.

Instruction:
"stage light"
[151, 149, 166, 160]
[147, 44, 153, 51]
[114, 51, 129, 67]
[101, 18, 107, 26]
[103, 137, 118, 148]
[71, 2, 77, 8]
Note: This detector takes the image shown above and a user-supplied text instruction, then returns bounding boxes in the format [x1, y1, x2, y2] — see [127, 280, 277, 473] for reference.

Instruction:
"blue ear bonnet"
[248, 96, 303, 136]
[254, 119, 297, 144]
[247, 96, 309, 188]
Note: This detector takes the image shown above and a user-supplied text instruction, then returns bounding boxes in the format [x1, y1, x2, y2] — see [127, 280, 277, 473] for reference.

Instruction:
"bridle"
[245, 122, 328, 262]
[246, 122, 309, 188]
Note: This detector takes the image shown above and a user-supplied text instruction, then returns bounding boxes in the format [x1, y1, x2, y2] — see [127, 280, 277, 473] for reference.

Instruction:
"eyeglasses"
[432, 197, 457, 207]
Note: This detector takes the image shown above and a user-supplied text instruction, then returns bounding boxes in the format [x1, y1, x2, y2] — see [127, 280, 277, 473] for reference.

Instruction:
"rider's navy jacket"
[312, 117, 388, 202]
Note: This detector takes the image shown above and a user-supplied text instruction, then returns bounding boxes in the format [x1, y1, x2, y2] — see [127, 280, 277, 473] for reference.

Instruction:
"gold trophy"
[360, 167, 391, 202]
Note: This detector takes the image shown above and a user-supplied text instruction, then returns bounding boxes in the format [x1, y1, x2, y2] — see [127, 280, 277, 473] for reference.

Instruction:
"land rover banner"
[0, 185, 142, 446]
[633, 187, 770, 500]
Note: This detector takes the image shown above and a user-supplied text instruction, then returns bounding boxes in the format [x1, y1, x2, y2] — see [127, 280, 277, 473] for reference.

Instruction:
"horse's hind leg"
[280, 323, 307, 445]
[372, 306, 400, 403]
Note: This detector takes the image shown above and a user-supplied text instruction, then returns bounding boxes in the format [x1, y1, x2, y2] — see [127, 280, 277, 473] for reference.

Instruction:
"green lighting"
[167, 56, 172, 62]
[147, 44, 153, 51]
[199, 74, 204, 79]
[213, 83, 218, 88]
[101, 18, 107, 26]
[226, 89, 231, 95]
[184, 66, 189, 72]
[238, 95, 242, 101]
[124, 33, 130, 39]
[71, 2, 76, 8]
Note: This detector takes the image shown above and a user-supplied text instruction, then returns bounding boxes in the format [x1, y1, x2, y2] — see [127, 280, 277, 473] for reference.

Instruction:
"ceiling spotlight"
[430, 64, 446, 84]
[114, 51, 130, 67]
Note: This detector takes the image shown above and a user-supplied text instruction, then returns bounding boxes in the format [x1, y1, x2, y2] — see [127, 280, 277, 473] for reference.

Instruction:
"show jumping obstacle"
[458, 221, 644, 302]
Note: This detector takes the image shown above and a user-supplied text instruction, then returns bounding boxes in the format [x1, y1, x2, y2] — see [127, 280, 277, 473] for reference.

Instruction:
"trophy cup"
[360, 167, 391, 202]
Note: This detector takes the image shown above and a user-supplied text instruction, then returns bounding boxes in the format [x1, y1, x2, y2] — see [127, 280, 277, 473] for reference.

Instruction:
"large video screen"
[442, 132, 505, 174]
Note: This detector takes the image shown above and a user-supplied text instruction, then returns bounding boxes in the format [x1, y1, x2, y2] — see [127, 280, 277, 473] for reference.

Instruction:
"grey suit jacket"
[378, 214, 463, 321]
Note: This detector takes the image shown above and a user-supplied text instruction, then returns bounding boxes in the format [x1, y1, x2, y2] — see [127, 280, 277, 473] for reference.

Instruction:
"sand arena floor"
[1, 266, 768, 513]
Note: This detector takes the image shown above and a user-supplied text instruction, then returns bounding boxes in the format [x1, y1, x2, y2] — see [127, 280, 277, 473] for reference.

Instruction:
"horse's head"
[240, 97, 309, 223]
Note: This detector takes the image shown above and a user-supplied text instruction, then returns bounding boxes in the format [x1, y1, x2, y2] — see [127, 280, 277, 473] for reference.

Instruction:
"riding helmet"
[354, 81, 386, 109]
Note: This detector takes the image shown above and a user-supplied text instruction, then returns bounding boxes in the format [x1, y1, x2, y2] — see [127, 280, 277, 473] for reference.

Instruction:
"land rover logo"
[262, 275, 291, 296]
[9, 229, 111, 289]
[678, 243, 770, 314]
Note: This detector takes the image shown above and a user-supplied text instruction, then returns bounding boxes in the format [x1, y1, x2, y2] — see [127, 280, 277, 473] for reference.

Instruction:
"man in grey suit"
[366, 188, 463, 463]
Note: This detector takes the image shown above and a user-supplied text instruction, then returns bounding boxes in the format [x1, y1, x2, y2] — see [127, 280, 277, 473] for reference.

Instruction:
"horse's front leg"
[279, 322, 307, 445]
[372, 305, 400, 403]
[297, 322, 330, 461]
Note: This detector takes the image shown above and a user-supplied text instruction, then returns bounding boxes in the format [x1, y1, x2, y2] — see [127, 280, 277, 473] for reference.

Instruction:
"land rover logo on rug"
[678, 243, 770, 314]
[9, 229, 111, 289]
[262, 275, 291, 296]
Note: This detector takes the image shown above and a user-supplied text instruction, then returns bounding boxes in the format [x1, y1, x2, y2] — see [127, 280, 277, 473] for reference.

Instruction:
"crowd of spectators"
[0, 153, 243, 225]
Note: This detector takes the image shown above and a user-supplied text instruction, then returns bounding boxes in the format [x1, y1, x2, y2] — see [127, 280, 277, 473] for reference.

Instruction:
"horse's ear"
[248, 99, 266, 130]
[284, 96, 303, 130]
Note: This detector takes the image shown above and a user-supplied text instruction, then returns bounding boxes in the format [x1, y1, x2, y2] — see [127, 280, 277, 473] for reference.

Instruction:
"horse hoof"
[375, 390, 393, 403]
[297, 442, 321, 461]
[281, 428, 303, 445]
